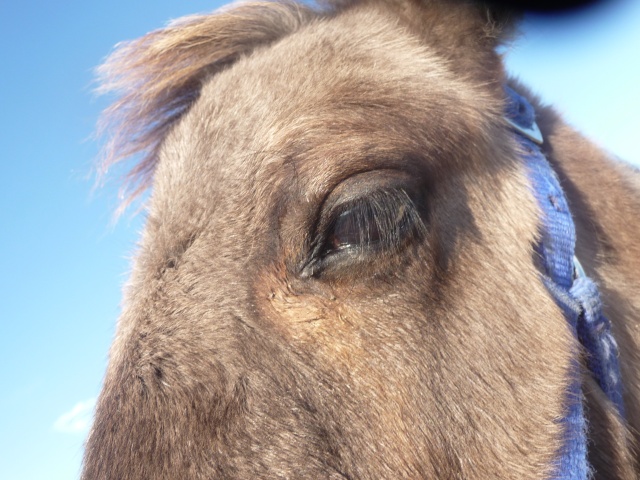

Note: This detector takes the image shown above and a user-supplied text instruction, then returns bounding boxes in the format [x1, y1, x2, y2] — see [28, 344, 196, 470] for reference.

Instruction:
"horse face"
[85, 3, 576, 478]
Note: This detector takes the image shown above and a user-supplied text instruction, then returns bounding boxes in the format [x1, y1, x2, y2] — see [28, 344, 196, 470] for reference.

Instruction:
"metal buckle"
[573, 255, 586, 280]
[505, 117, 544, 145]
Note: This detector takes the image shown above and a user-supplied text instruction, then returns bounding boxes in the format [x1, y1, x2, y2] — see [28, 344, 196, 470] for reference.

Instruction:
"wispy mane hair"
[95, 1, 317, 212]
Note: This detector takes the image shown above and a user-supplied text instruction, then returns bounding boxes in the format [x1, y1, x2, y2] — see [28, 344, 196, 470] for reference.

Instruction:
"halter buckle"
[505, 117, 544, 145]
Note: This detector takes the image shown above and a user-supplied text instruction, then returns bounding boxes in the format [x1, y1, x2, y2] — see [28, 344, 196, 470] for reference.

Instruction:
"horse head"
[84, 1, 640, 478]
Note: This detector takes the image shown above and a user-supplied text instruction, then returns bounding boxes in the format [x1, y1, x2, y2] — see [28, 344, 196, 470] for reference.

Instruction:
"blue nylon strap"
[505, 86, 625, 479]
[572, 277, 625, 416]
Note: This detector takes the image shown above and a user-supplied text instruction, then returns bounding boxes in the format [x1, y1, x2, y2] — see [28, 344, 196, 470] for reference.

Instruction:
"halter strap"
[504, 86, 625, 479]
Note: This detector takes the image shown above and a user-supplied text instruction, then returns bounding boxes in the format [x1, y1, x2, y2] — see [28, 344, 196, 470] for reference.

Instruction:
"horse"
[83, 0, 640, 478]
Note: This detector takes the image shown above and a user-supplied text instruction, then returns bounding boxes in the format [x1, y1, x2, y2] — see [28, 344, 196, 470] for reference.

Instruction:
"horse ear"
[407, 0, 520, 85]
[328, 0, 519, 86]
[96, 1, 315, 213]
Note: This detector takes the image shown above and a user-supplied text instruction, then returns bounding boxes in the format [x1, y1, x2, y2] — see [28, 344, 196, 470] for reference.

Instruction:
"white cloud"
[53, 398, 96, 434]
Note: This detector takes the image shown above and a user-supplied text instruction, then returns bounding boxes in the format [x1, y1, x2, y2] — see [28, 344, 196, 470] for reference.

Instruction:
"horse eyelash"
[298, 187, 426, 278]
[321, 188, 425, 257]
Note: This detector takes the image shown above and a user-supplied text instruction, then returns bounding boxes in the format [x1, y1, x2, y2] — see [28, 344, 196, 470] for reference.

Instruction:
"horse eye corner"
[297, 256, 320, 280]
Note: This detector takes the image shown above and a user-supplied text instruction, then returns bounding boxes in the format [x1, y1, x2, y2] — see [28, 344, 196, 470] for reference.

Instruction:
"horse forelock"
[95, 0, 319, 214]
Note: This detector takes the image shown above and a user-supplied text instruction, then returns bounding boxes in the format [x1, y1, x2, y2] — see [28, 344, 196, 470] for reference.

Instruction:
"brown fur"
[84, 1, 640, 478]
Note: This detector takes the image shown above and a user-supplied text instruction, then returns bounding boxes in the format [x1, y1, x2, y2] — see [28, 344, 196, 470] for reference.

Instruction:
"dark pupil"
[327, 208, 383, 251]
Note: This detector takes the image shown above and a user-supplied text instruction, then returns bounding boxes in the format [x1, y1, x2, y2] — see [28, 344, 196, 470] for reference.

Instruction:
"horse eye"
[302, 188, 423, 277]
[323, 197, 414, 257]
[326, 208, 383, 252]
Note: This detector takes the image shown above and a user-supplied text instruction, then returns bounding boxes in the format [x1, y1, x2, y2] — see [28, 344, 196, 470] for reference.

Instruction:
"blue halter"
[505, 86, 625, 479]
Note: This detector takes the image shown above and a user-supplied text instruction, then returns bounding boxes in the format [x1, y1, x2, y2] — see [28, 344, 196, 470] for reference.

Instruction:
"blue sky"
[1, 1, 638, 479]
